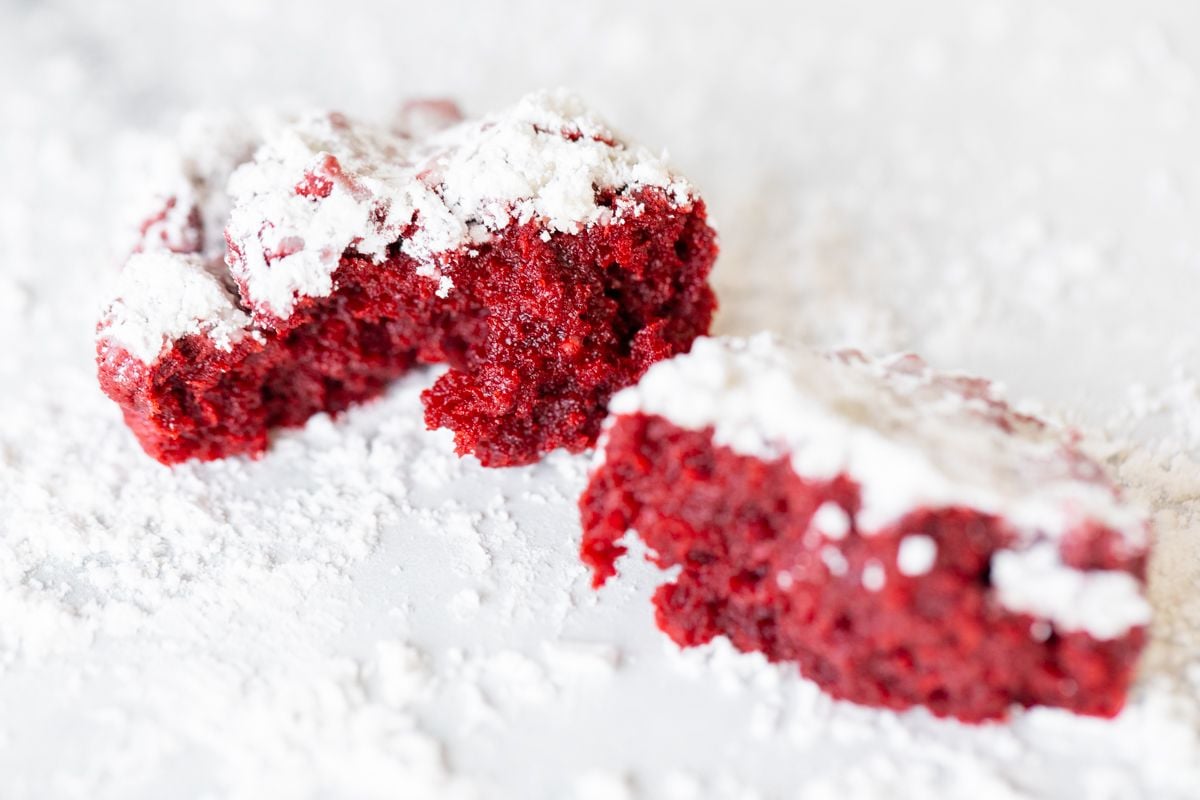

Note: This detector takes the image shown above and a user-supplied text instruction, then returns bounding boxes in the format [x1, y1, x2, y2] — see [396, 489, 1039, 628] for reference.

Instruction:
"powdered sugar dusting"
[226, 90, 694, 320]
[612, 335, 1146, 545]
[992, 544, 1150, 639]
[610, 335, 1151, 637]
[126, 110, 278, 260]
[97, 251, 252, 363]
[101, 90, 695, 364]
[7, 1, 1200, 797]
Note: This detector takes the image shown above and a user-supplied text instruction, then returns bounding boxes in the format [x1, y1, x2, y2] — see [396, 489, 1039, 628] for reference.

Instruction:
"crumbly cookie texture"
[96, 91, 717, 466]
[582, 335, 1149, 721]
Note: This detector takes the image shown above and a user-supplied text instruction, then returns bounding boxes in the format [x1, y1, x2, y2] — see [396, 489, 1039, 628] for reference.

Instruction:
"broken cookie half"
[97, 91, 717, 466]
[581, 335, 1150, 722]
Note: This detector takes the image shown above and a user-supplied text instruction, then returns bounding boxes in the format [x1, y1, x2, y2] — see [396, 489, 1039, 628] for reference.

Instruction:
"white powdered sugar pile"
[4, 1, 1200, 799]
[98, 252, 252, 362]
[609, 334, 1150, 639]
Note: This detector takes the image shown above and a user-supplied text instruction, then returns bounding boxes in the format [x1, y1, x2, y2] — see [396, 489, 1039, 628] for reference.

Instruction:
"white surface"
[3, 1, 1200, 799]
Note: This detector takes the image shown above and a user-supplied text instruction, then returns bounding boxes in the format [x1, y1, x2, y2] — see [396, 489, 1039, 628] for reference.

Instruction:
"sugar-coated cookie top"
[225, 89, 695, 320]
[99, 252, 252, 363]
[100, 91, 698, 362]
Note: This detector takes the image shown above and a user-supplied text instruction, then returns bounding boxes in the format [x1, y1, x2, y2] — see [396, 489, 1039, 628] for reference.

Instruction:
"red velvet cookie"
[580, 336, 1150, 722]
[97, 92, 717, 466]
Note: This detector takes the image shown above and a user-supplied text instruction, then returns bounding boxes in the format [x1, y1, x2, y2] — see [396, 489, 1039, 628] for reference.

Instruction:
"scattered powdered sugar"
[610, 334, 1151, 638]
[97, 251, 252, 363]
[0, 367, 605, 798]
[659, 636, 1200, 800]
[6, 2, 1200, 798]
[225, 90, 694, 320]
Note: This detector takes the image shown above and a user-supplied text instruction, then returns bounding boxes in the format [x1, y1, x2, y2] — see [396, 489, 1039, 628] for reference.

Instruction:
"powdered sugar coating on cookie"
[607, 334, 1151, 638]
[102, 91, 698, 363]
[224, 89, 695, 320]
[99, 251, 252, 363]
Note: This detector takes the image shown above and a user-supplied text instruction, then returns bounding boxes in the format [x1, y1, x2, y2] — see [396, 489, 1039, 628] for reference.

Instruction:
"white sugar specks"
[226, 90, 694, 320]
[991, 544, 1152, 640]
[897, 534, 937, 577]
[861, 560, 886, 591]
[665, 637, 1200, 800]
[812, 502, 851, 540]
[98, 251, 252, 362]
